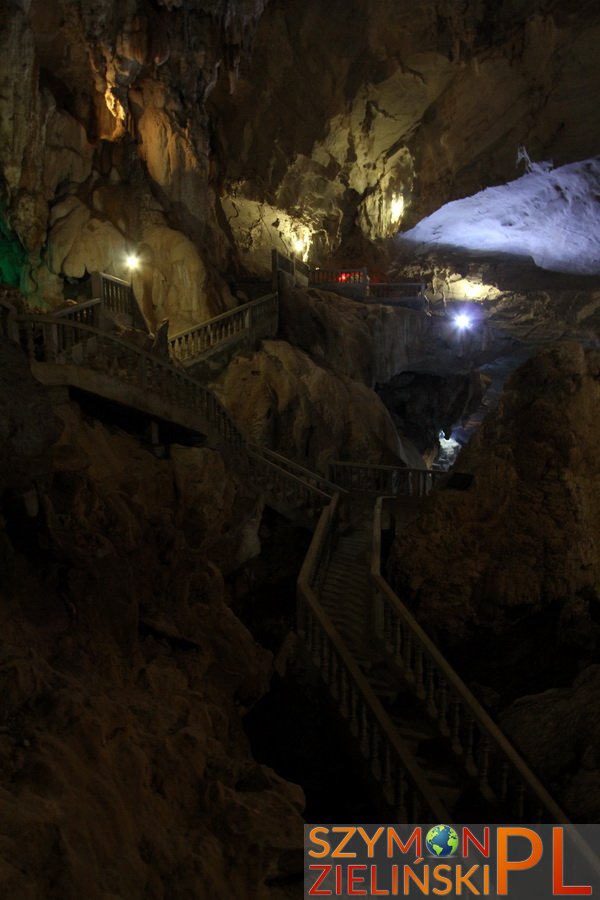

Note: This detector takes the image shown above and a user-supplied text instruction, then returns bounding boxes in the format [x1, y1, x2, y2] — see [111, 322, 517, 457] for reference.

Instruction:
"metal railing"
[330, 461, 446, 497]
[310, 268, 369, 286]
[13, 314, 331, 516]
[309, 268, 369, 301]
[259, 447, 341, 498]
[168, 292, 279, 364]
[370, 497, 570, 824]
[297, 494, 450, 822]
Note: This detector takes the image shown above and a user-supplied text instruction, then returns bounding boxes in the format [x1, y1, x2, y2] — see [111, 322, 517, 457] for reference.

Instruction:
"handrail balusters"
[370, 496, 571, 824]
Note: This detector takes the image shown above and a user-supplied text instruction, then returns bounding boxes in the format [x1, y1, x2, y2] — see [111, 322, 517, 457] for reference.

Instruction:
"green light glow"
[0, 209, 26, 288]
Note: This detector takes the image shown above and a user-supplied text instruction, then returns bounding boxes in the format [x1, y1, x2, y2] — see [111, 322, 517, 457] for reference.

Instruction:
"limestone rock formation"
[211, 339, 422, 473]
[388, 343, 600, 648]
[3, 0, 600, 318]
[0, 336, 304, 897]
[500, 666, 600, 822]
[214, 0, 600, 259]
[278, 284, 429, 387]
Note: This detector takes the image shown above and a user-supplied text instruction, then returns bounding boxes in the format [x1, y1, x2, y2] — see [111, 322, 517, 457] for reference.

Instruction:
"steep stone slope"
[211, 339, 422, 472]
[0, 335, 304, 898]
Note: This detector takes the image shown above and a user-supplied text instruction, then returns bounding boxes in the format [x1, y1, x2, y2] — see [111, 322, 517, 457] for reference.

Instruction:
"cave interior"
[1, 0, 600, 896]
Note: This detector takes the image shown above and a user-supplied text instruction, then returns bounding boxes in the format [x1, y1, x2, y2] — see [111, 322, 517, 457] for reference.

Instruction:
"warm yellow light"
[125, 254, 139, 270]
[452, 278, 500, 301]
[390, 194, 404, 224]
[291, 230, 312, 262]
[463, 281, 480, 299]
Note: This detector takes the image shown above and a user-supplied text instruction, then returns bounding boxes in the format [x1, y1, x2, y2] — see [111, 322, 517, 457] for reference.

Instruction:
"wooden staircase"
[0, 259, 584, 836]
[297, 494, 574, 824]
[319, 524, 491, 819]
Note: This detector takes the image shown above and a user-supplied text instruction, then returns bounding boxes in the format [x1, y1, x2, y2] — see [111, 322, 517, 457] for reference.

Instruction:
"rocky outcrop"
[3, 0, 600, 318]
[211, 339, 422, 473]
[500, 667, 600, 822]
[0, 336, 304, 898]
[214, 0, 600, 260]
[388, 342, 600, 648]
[278, 284, 429, 387]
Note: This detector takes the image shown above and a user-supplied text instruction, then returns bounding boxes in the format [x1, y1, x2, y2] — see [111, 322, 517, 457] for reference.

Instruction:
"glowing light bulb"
[125, 254, 139, 270]
[454, 313, 471, 329]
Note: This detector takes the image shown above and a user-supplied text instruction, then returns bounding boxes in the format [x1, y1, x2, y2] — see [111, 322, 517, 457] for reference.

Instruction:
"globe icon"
[425, 825, 459, 858]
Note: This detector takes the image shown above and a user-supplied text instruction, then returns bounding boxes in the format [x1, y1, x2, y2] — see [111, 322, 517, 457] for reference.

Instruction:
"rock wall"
[3, 0, 600, 315]
[0, 0, 267, 324]
[213, 0, 600, 261]
[211, 338, 422, 473]
[389, 342, 600, 647]
[0, 334, 304, 897]
[500, 666, 600, 822]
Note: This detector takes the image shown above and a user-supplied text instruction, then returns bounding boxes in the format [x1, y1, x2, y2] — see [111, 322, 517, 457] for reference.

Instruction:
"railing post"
[48, 323, 59, 362]
[371, 584, 384, 640]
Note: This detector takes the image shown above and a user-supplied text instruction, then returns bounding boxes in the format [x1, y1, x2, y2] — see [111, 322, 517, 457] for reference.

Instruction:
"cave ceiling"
[1, 0, 599, 321]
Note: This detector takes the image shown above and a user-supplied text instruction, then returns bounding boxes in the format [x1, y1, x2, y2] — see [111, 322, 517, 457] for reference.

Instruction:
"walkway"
[2, 258, 576, 828]
[298, 490, 573, 825]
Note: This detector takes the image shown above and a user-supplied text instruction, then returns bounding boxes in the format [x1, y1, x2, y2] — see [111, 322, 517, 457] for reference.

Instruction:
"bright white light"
[454, 313, 471, 329]
[293, 238, 305, 255]
[390, 193, 404, 224]
[125, 254, 139, 270]
[398, 157, 600, 275]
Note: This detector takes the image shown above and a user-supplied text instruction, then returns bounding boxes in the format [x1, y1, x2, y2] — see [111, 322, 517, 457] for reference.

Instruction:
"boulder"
[211, 338, 422, 473]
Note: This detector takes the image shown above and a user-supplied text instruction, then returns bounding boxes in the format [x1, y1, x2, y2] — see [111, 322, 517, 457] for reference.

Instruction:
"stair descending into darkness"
[319, 525, 488, 819]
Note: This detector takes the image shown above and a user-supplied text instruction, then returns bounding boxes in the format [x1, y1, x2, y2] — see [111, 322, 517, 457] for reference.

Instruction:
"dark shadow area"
[69, 388, 207, 448]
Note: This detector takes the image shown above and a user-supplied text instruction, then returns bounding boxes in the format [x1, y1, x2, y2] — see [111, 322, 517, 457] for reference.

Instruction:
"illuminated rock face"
[2, 0, 600, 313]
[213, 1, 600, 260]
[399, 158, 600, 275]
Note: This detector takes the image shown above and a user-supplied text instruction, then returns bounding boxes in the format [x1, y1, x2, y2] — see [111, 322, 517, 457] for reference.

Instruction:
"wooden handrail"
[331, 460, 433, 474]
[370, 496, 570, 824]
[259, 447, 343, 496]
[297, 494, 451, 821]
[329, 460, 446, 497]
